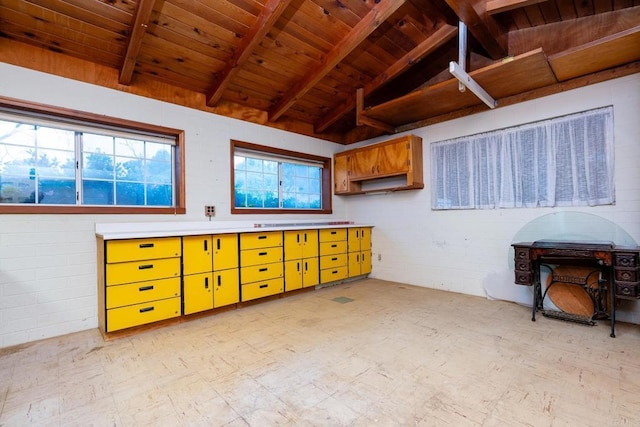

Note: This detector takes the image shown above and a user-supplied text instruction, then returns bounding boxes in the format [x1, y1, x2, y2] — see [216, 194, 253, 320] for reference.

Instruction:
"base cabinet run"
[97, 225, 373, 336]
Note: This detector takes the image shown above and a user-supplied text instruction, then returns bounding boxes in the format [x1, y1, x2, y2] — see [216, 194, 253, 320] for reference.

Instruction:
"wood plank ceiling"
[0, 0, 638, 144]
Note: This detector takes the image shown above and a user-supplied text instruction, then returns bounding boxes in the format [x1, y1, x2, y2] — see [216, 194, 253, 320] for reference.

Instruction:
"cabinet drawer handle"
[138, 264, 153, 270]
[331, 257, 338, 261]
[139, 306, 154, 313]
[258, 235, 267, 239]
[331, 270, 338, 274]
[259, 267, 268, 272]
[139, 285, 154, 291]
[331, 244, 337, 248]
[259, 284, 268, 289]
[139, 243, 154, 248]
[259, 252, 267, 256]
[330, 231, 337, 235]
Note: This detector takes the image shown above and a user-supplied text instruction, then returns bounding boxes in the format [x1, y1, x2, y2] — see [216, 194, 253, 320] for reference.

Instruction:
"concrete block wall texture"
[0, 63, 345, 348]
[1, 63, 638, 348]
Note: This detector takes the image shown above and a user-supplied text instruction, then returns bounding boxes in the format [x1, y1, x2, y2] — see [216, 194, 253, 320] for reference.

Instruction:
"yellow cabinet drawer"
[106, 257, 181, 286]
[106, 296, 181, 332]
[319, 228, 347, 242]
[240, 262, 284, 284]
[320, 253, 347, 269]
[241, 247, 283, 266]
[319, 240, 347, 256]
[106, 237, 181, 263]
[106, 277, 181, 309]
[241, 278, 284, 302]
[240, 231, 283, 250]
[320, 266, 349, 284]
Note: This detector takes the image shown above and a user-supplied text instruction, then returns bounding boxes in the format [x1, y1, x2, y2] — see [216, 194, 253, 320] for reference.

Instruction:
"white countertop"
[96, 220, 373, 240]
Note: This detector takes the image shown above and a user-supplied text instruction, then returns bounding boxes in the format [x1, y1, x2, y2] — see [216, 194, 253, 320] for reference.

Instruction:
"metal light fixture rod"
[458, 22, 467, 92]
[449, 61, 497, 108]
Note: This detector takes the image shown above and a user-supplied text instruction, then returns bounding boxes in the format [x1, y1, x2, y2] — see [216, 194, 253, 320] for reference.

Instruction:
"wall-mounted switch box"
[205, 206, 215, 217]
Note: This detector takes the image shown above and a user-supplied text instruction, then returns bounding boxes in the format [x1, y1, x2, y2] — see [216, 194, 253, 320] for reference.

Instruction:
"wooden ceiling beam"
[268, 0, 407, 123]
[445, 0, 507, 59]
[315, 23, 458, 133]
[119, 0, 156, 85]
[486, 0, 549, 15]
[206, 0, 292, 107]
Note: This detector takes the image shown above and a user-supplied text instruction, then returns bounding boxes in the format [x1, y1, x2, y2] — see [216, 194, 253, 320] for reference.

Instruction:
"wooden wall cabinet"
[334, 134, 423, 195]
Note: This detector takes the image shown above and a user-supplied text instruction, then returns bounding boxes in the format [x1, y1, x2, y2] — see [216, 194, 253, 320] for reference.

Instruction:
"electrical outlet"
[204, 205, 215, 217]
[378, 254, 382, 261]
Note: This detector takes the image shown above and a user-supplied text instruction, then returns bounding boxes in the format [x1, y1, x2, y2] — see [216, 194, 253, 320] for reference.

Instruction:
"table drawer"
[240, 262, 284, 284]
[241, 247, 283, 266]
[319, 228, 347, 242]
[514, 271, 532, 285]
[615, 253, 638, 268]
[320, 254, 347, 269]
[106, 257, 181, 286]
[240, 231, 283, 250]
[106, 296, 181, 332]
[615, 268, 638, 283]
[616, 282, 639, 299]
[106, 237, 181, 263]
[319, 240, 347, 256]
[242, 278, 284, 302]
[320, 266, 348, 283]
[106, 277, 181, 309]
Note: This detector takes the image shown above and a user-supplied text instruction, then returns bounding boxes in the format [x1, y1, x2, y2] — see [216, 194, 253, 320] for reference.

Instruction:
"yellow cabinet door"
[285, 230, 319, 261]
[302, 257, 319, 288]
[360, 250, 372, 275]
[107, 297, 181, 332]
[214, 269, 240, 308]
[241, 247, 283, 266]
[106, 237, 181, 263]
[284, 231, 304, 261]
[240, 231, 283, 250]
[106, 277, 181, 309]
[183, 273, 214, 315]
[348, 227, 372, 252]
[319, 228, 347, 242]
[302, 230, 319, 258]
[284, 260, 303, 291]
[106, 257, 181, 286]
[182, 235, 213, 275]
[213, 234, 239, 270]
[348, 251, 372, 277]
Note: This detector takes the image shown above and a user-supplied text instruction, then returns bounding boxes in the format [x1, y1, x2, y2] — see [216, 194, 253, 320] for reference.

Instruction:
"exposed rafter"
[119, 0, 156, 85]
[268, 0, 407, 123]
[445, 0, 507, 59]
[486, 0, 549, 15]
[206, 0, 292, 107]
[315, 23, 458, 133]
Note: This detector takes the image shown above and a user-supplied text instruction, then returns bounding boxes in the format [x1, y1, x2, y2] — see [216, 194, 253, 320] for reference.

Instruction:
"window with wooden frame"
[0, 97, 185, 214]
[231, 140, 332, 214]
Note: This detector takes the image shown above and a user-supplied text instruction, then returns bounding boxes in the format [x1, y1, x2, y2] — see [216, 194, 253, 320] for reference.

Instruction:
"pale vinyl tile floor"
[1, 278, 639, 427]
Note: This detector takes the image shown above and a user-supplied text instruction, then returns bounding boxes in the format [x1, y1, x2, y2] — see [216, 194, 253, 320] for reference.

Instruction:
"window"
[0, 97, 185, 214]
[431, 107, 614, 210]
[231, 140, 332, 214]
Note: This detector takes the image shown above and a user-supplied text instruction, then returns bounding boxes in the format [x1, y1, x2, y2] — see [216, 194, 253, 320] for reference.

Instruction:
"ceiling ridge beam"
[268, 0, 407, 123]
[206, 0, 292, 107]
[119, 0, 156, 85]
[445, 0, 507, 59]
[315, 23, 458, 133]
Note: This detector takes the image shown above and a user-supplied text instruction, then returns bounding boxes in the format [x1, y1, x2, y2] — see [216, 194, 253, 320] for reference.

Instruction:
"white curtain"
[431, 107, 614, 210]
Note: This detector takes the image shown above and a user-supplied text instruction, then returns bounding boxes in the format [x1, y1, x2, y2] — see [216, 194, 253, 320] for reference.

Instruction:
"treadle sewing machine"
[511, 240, 640, 337]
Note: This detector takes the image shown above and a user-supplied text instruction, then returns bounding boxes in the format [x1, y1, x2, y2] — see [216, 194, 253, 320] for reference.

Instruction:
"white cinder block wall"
[1, 63, 638, 348]
[346, 73, 640, 325]
[0, 64, 346, 348]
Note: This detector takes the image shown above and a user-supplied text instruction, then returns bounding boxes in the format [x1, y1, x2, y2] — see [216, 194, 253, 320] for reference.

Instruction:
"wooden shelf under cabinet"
[334, 134, 423, 195]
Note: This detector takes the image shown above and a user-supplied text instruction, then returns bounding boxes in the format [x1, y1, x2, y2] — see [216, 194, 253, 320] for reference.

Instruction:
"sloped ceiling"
[0, 0, 638, 143]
